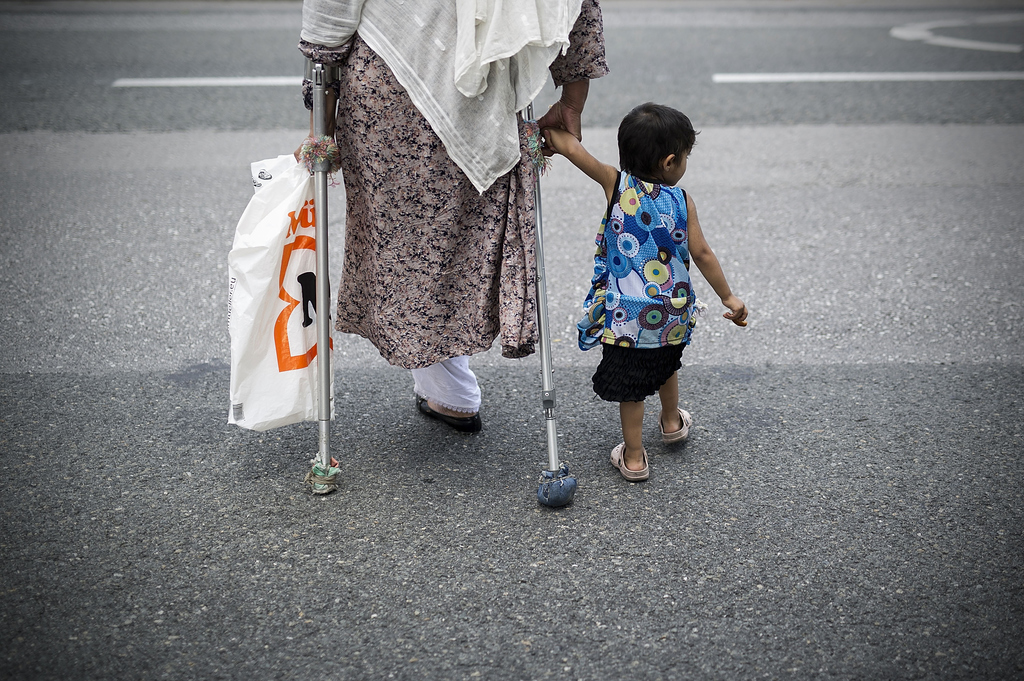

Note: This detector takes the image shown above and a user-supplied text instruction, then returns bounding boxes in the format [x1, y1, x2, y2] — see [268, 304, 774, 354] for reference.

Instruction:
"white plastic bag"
[227, 154, 333, 431]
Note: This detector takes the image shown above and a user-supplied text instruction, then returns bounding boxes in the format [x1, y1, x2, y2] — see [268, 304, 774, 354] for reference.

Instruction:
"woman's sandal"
[610, 443, 649, 482]
[416, 397, 482, 433]
[660, 408, 692, 444]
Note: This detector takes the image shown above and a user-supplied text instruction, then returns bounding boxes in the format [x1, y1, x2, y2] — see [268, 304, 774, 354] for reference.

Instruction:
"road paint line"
[112, 77, 302, 88]
[713, 72, 1024, 83]
[890, 15, 1024, 53]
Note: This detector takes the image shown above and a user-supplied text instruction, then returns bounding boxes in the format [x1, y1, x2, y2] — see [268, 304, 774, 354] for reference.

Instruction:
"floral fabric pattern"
[550, 0, 609, 87]
[578, 172, 697, 351]
[298, 0, 608, 369]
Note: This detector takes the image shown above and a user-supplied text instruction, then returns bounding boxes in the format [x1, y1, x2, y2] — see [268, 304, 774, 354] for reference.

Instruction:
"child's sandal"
[660, 408, 692, 444]
[610, 443, 649, 482]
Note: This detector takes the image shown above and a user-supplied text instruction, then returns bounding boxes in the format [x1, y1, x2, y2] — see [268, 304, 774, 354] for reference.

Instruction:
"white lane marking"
[890, 14, 1024, 53]
[112, 77, 302, 88]
[713, 72, 1024, 83]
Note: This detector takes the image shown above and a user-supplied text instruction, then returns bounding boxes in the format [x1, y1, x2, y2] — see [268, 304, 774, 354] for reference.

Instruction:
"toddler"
[544, 102, 747, 481]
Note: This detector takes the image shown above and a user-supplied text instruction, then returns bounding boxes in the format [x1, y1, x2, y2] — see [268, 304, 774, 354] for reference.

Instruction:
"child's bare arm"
[543, 127, 618, 204]
[686, 193, 748, 327]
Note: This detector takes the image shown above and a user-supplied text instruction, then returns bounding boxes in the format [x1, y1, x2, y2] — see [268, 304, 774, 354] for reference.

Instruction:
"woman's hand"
[537, 100, 582, 142]
[536, 79, 589, 154]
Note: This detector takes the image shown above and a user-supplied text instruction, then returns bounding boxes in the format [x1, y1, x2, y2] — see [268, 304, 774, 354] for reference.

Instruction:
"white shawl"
[301, 0, 583, 193]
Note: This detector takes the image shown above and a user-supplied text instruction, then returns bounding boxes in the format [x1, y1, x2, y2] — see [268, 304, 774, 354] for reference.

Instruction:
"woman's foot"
[416, 397, 481, 433]
[659, 408, 692, 444]
[427, 400, 473, 418]
[610, 443, 649, 481]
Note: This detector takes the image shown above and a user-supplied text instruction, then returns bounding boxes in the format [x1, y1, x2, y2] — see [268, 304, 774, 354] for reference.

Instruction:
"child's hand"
[541, 127, 578, 157]
[722, 295, 748, 327]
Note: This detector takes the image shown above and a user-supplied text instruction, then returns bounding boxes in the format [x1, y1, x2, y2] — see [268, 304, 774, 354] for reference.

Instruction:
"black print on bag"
[275, 199, 330, 372]
[253, 169, 274, 189]
[298, 271, 316, 328]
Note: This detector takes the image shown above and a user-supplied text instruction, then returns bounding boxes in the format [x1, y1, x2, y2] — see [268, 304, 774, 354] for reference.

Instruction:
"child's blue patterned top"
[577, 171, 697, 350]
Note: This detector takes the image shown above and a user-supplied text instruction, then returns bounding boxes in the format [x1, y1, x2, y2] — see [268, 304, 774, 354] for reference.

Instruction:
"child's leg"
[619, 400, 646, 471]
[658, 371, 684, 433]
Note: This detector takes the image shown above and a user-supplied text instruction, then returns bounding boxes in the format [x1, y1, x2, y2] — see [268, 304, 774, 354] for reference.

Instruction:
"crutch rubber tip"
[537, 463, 577, 507]
[305, 461, 341, 495]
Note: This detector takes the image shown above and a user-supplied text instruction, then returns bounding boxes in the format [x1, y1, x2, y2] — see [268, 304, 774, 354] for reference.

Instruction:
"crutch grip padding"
[522, 120, 550, 175]
[537, 463, 577, 507]
[299, 135, 341, 176]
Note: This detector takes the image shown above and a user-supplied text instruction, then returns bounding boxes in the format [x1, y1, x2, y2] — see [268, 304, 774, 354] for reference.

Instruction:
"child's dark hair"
[618, 103, 697, 181]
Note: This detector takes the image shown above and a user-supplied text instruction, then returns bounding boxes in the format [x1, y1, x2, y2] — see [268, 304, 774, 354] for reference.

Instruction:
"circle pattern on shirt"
[639, 303, 667, 330]
[619, 187, 640, 216]
[661, 320, 687, 345]
[618, 233, 640, 258]
[609, 251, 632, 278]
[644, 260, 670, 286]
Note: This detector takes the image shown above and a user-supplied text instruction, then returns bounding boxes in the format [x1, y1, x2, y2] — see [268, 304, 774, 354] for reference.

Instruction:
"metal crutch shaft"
[527, 104, 561, 473]
[311, 60, 333, 469]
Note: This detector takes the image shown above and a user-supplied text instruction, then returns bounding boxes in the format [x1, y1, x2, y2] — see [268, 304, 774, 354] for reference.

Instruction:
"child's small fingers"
[725, 311, 748, 327]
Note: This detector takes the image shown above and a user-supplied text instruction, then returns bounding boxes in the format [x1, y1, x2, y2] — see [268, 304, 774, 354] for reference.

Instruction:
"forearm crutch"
[528, 104, 577, 508]
[303, 58, 340, 494]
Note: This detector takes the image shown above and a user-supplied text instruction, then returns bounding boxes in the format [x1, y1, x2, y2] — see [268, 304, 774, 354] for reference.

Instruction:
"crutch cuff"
[301, 78, 341, 111]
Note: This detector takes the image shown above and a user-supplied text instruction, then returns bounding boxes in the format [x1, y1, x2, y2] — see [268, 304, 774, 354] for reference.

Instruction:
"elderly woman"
[299, 0, 609, 431]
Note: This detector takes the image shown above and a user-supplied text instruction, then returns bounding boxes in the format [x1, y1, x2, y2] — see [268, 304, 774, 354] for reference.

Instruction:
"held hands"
[721, 295, 748, 327]
[536, 100, 583, 157]
[535, 79, 590, 155]
[537, 100, 583, 140]
[540, 127, 579, 157]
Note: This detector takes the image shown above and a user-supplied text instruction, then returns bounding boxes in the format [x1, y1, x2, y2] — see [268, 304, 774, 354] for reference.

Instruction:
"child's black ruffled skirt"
[592, 343, 685, 403]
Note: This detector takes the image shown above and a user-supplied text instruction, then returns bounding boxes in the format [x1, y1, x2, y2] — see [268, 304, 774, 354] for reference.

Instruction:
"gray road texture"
[3, 1, 1024, 131]
[2, 1, 1024, 680]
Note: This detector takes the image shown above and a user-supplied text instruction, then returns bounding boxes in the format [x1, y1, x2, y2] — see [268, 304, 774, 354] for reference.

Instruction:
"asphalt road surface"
[1, 1, 1023, 679]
